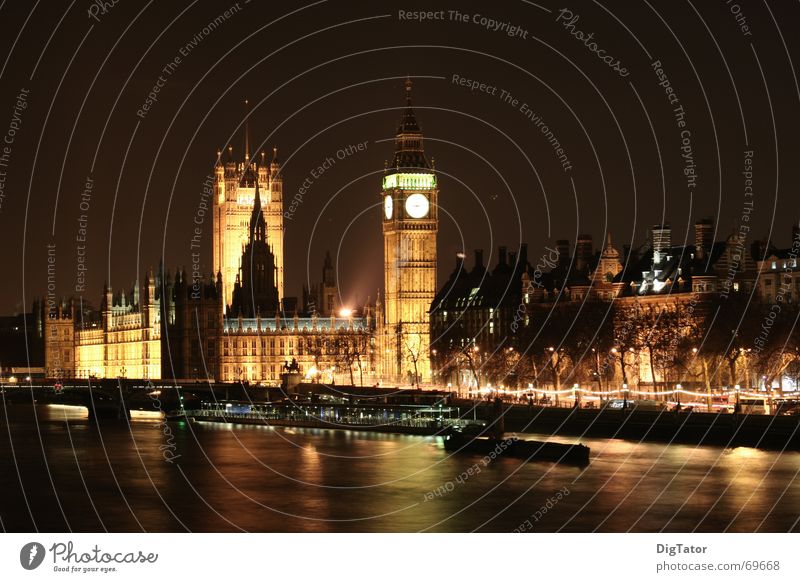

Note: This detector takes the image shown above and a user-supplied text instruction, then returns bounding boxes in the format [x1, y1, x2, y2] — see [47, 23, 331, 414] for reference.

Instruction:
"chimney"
[455, 252, 465, 270]
[498, 246, 507, 266]
[556, 239, 570, 265]
[474, 249, 484, 271]
[694, 218, 713, 260]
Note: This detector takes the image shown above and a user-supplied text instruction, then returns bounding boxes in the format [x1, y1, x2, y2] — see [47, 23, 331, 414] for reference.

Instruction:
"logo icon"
[20, 542, 46, 570]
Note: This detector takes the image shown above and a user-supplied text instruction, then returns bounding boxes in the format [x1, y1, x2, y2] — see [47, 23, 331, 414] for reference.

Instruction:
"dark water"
[1, 404, 799, 532]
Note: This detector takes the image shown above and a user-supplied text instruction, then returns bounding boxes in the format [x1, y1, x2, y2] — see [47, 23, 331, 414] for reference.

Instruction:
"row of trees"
[435, 294, 800, 395]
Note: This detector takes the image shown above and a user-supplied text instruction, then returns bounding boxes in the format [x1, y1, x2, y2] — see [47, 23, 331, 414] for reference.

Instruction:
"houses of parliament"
[44, 81, 439, 386]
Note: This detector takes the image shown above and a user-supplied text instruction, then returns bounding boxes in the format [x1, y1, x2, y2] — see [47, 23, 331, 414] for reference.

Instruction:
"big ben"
[382, 78, 438, 384]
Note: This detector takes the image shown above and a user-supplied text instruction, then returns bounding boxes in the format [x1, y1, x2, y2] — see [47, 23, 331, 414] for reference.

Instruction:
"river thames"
[1, 404, 798, 532]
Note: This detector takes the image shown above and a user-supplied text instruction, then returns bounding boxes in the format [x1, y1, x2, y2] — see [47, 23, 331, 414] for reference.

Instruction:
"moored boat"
[442, 428, 590, 466]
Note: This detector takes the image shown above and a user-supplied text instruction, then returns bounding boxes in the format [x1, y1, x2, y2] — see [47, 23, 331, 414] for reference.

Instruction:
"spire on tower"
[239, 98, 257, 188]
[397, 77, 421, 134]
[390, 76, 429, 171]
[244, 98, 250, 163]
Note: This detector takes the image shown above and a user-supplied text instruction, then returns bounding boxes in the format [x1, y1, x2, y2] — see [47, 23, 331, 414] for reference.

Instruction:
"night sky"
[1, 0, 798, 314]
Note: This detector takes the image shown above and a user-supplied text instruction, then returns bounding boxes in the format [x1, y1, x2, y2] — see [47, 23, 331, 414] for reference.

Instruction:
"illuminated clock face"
[405, 193, 430, 218]
[384, 195, 393, 219]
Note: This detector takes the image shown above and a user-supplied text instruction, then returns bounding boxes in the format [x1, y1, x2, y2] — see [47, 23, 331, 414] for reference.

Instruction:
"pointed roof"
[601, 232, 620, 259]
[389, 77, 430, 172]
[248, 179, 267, 242]
[397, 77, 421, 134]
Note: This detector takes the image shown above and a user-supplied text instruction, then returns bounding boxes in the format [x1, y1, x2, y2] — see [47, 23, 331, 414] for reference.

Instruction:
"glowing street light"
[338, 308, 353, 318]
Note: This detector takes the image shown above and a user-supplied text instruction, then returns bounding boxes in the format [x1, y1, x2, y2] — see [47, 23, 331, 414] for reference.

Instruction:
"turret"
[145, 268, 157, 329]
[102, 282, 113, 331]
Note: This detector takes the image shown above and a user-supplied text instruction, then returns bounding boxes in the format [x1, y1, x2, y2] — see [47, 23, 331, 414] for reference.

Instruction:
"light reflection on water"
[0, 404, 797, 532]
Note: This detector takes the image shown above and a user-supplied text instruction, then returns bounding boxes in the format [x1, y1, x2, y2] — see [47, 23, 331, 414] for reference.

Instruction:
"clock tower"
[381, 78, 438, 385]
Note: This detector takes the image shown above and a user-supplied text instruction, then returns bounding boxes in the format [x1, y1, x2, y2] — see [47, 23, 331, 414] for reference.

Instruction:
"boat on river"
[442, 397, 590, 465]
[442, 427, 590, 466]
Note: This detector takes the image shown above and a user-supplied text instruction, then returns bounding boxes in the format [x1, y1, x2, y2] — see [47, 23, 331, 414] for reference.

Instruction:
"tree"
[399, 327, 425, 388]
[612, 301, 643, 391]
[484, 346, 521, 388]
[334, 332, 368, 386]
